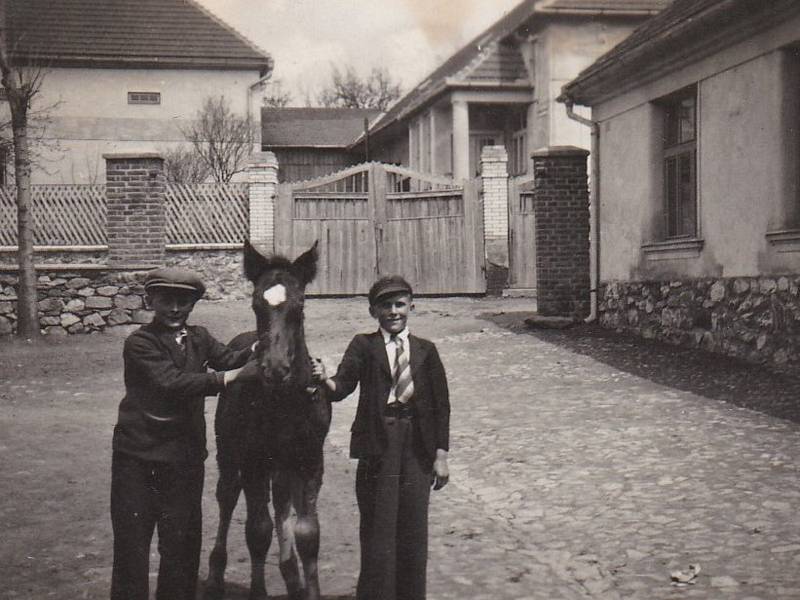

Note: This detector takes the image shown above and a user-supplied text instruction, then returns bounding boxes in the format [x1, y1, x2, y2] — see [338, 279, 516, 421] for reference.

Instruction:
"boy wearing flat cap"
[313, 275, 450, 600]
[111, 267, 257, 600]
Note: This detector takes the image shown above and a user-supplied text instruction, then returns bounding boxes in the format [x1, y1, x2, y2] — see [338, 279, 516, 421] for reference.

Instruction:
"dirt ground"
[0, 296, 534, 600]
[3, 294, 800, 599]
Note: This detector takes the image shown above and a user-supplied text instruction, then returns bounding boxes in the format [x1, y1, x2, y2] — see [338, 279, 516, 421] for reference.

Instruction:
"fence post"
[247, 151, 278, 252]
[104, 153, 166, 267]
[480, 145, 509, 295]
[532, 146, 590, 317]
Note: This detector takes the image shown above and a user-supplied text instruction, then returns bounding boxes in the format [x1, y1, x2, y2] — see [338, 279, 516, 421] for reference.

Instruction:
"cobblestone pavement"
[301, 297, 800, 600]
[3, 296, 800, 600]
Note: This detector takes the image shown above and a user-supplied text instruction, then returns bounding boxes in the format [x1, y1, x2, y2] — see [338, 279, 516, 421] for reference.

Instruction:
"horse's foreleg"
[204, 464, 241, 600]
[293, 468, 323, 600]
[273, 470, 303, 600]
[242, 462, 273, 600]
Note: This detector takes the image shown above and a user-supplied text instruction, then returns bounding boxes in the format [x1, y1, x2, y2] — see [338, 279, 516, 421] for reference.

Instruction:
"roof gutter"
[534, 8, 664, 16]
[562, 98, 600, 324]
[248, 71, 273, 151]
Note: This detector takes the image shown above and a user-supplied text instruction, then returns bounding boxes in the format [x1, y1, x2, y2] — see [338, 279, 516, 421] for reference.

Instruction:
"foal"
[205, 241, 331, 600]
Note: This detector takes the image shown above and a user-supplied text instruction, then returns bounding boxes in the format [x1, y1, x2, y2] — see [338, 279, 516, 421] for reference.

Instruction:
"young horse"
[205, 241, 331, 600]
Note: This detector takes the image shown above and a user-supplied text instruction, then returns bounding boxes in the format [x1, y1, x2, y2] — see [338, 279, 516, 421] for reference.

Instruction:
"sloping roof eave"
[11, 53, 273, 73]
[560, 0, 798, 106]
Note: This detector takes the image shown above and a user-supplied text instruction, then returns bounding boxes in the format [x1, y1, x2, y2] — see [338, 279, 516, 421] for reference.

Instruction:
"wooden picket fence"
[0, 185, 106, 246]
[0, 182, 249, 248]
[165, 183, 248, 245]
[276, 162, 484, 295]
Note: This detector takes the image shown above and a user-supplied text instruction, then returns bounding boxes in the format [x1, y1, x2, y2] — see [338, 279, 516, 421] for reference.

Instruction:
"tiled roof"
[7, 0, 272, 73]
[464, 41, 529, 82]
[561, 0, 797, 104]
[262, 108, 382, 147]
[359, 0, 669, 145]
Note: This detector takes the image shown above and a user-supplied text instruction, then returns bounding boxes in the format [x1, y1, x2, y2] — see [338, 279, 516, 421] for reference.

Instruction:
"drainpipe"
[564, 99, 600, 323]
[247, 72, 273, 152]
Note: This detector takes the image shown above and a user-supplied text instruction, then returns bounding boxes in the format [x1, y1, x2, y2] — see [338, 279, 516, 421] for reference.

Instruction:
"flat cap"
[144, 267, 206, 296]
[368, 275, 413, 305]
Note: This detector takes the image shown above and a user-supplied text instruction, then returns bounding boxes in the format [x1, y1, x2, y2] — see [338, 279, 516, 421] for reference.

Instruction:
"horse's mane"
[260, 255, 293, 272]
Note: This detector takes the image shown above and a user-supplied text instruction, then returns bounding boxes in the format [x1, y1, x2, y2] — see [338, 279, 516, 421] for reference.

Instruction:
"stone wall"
[599, 275, 800, 369]
[165, 249, 251, 301]
[0, 269, 152, 336]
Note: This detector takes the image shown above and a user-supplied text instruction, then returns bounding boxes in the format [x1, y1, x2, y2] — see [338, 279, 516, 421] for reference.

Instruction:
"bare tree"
[317, 65, 401, 111]
[262, 79, 292, 108]
[0, 7, 47, 339]
[182, 95, 254, 183]
[162, 145, 209, 184]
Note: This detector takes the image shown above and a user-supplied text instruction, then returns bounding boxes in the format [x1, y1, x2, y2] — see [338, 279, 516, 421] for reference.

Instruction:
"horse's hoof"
[248, 588, 268, 600]
[203, 581, 225, 600]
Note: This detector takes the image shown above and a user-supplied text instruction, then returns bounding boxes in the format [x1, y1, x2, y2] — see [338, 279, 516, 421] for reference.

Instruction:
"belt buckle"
[386, 401, 410, 418]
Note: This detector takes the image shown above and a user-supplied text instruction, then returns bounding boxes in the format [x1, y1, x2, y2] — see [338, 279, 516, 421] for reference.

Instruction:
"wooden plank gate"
[508, 174, 537, 292]
[276, 163, 485, 295]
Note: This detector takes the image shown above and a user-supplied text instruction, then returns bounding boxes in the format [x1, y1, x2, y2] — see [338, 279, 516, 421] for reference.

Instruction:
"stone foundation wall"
[0, 249, 252, 337]
[599, 276, 800, 369]
[0, 250, 108, 264]
[165, 249, 251, 300]
[0, 269, 152, 336]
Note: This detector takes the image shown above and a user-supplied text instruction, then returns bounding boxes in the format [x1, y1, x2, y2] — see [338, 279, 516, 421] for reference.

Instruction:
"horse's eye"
[262, 284, 287, 306]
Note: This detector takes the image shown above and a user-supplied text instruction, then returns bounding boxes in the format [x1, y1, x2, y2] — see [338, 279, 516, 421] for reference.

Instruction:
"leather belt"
[384, 401, 413, 418]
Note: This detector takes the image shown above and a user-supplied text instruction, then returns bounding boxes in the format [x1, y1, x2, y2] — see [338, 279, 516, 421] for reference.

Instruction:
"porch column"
[104, 153, 166, 267]
[452, 99, 469, 180]
[247, 151, 278, 253]
[481, 145, 509, 295]
[532, 146, 590, 317]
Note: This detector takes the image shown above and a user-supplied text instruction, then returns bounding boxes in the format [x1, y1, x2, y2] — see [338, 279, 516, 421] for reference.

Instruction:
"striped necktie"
[392, 334, 414, 404]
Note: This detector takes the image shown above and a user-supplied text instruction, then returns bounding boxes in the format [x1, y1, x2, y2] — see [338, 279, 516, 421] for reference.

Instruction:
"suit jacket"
[113, 322, 251, 464]
[329, 331, 450, 469]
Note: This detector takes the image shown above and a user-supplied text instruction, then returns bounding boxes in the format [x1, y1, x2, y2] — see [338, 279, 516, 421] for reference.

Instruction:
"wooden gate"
[276, 163, 485, 295]
[508, 175, 537, 292]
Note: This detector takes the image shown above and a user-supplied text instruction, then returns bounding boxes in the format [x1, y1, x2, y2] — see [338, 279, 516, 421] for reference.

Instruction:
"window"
[127, 91, 161, 105]
[509, 109, 528, 176]
[662, 87, 697, 238]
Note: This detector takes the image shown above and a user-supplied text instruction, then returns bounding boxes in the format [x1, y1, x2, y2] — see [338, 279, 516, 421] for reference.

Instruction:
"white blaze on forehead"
[262, 284, 287, 306]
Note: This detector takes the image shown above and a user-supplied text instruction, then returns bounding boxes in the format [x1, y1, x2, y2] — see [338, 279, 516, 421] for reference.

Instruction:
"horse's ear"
[243, 239, 271, 282]
[292, 240, 318, 285]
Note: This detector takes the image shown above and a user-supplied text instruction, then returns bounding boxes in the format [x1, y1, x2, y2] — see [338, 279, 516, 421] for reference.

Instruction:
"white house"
[3, 0, 272, 184]
[351, 0, 670, 180]
[559, 0, 800, 367]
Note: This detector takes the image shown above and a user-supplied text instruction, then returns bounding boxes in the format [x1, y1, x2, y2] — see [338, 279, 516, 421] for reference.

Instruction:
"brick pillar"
[480, 145, 510, 295]
[104, 153, 165, 267]
[247, 151, 278, 252]
[532, 146, 590, 317]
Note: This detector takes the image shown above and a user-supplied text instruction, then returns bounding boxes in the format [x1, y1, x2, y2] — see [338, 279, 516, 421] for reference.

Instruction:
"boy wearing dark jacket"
[110, 267, 256, 600]
[314, 275, 450, 600]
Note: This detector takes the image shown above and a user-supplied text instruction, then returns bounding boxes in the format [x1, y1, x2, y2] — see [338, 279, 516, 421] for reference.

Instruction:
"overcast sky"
[196, 0, 522, 105]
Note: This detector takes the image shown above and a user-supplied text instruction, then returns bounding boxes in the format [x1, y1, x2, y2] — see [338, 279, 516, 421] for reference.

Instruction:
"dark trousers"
[356, 416, 432, 600]
[110, 451, 204, 600]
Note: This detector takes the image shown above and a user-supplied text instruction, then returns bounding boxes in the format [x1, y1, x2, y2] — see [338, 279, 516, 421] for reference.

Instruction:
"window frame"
[660, 85, 698, 240]
[127, 91, 161, 105]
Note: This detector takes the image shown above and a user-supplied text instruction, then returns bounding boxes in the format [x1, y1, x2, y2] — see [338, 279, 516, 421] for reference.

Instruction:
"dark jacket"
[113, 322, 251, 464]
[329, 331, 450, 469]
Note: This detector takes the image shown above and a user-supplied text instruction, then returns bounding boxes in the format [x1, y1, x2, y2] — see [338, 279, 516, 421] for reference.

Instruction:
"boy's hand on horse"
[310, 357, 327, 382]
[224, 360, 261, 386]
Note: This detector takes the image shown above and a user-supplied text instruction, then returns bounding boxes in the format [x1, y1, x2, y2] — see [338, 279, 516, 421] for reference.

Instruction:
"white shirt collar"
[380, 327, 410, 344]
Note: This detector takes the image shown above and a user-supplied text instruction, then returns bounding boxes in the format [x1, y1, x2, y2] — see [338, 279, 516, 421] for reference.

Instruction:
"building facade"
[352, 0, 669, 181]
[560, 0, 800, 367]
[2, 0, 272, 184]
